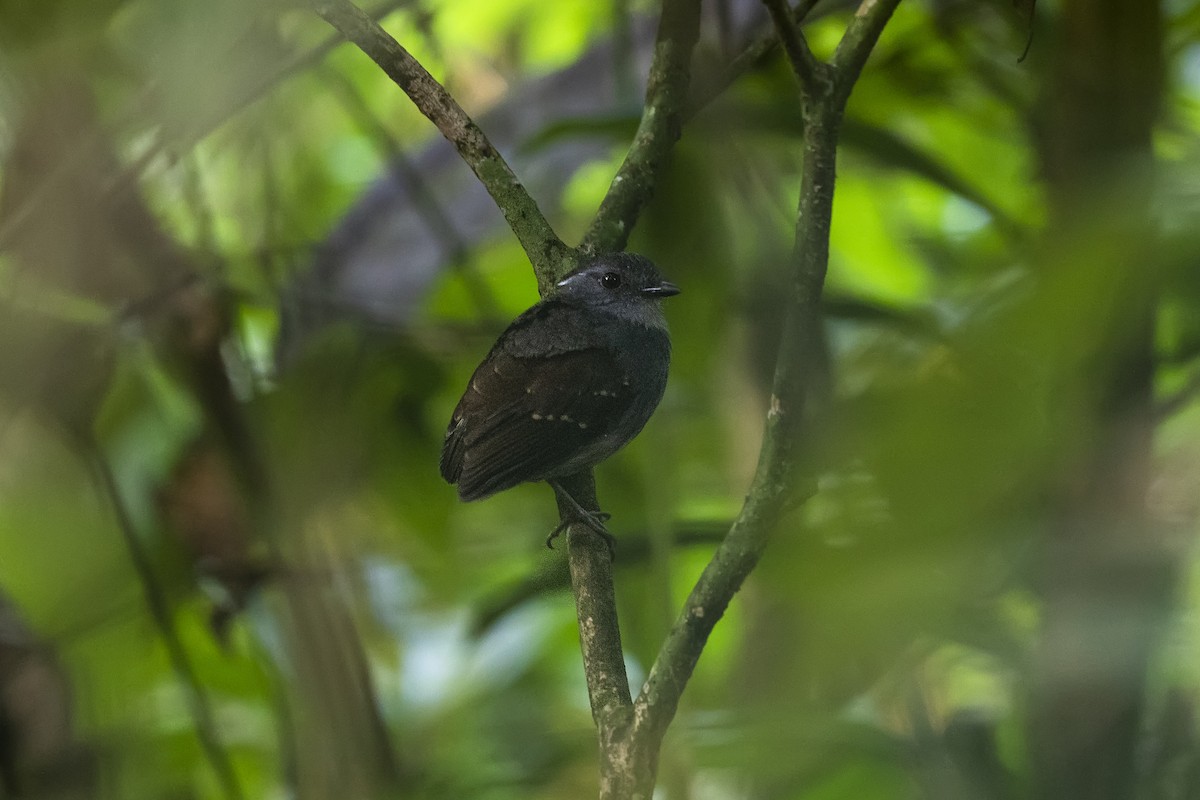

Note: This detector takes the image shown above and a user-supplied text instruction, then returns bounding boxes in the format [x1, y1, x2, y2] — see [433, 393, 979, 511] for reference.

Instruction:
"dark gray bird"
[440, 252, 678, 540]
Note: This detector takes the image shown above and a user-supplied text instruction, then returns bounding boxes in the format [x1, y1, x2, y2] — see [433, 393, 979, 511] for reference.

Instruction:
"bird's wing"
[440, 346, 637, 501]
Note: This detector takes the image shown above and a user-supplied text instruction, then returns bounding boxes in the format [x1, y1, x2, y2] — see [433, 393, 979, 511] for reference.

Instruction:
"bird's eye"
[601, 272, 622, 289]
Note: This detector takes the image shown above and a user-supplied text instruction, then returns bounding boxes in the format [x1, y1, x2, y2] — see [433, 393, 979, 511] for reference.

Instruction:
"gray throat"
[594, 298, 669, 333]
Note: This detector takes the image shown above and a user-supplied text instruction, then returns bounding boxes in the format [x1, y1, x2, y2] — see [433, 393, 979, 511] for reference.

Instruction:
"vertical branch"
[554, 473, 642, 798]
[559, 1, 702, 793]
[557, 475, 633, 723]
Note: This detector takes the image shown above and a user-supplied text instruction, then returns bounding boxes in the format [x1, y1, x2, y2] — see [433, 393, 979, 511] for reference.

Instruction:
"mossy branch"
[580, 0, 703, 254]
[310, 0, 901, 795]
[624, 0, 905, 778]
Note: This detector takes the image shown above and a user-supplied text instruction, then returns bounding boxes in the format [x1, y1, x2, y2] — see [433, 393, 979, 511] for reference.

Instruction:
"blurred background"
[0, 0, 1194, 797]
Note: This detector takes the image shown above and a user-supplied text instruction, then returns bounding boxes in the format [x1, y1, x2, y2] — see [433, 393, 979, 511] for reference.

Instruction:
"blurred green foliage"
[0, 0, 1197, 798]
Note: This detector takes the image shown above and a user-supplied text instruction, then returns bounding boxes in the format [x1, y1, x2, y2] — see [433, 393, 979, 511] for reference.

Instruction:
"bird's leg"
[546, 480, 614, 556]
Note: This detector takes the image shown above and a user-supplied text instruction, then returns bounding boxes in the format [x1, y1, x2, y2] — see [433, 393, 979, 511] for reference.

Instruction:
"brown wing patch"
[440, 348, 634, 501]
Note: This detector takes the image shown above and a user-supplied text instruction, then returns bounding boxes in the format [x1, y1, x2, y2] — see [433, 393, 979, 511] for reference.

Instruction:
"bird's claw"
[546, 510, 615, 558]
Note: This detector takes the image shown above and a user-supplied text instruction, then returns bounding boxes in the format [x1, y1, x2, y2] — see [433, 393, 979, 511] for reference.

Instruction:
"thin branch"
[471, 523, 728, 636]
[83, 443, 245, 800]
[581, 0, 703, 253]
[553, 471, 658, 798]
[556, 474, 634, 720]
[762, 0, 821, 90]
[683, 0, 854, 119]
[633, 472, 801, 746]
[628, 0, 904, 764]
[310, 0, 573, 288]
[548, 0, 900, 790]
[552, 3, 703, 791]
[830, 0, 905, 98]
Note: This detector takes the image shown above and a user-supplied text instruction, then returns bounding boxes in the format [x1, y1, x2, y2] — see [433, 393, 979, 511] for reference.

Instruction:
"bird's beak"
[642, 280, 680, 298]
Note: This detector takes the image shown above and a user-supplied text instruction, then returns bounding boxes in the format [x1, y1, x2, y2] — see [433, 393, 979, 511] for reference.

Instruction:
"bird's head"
[552, 253, 680, 321]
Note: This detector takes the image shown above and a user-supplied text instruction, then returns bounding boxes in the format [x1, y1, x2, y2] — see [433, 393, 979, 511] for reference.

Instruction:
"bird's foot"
[545, 510, 614, 554]
[547, 480, 616, 557]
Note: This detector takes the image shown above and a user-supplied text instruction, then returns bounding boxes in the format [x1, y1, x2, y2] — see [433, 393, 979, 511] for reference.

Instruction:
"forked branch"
[625, 0, 904, 776]
[310, 0, 902, 795]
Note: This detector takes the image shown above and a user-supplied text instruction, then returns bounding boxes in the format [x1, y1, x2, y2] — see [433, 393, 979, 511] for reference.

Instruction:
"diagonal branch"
[831, 0, 905, 98]
[310, 0, 573, 289]
[762, 0, 821, 90]
[683, 0, 854, 119]
[581, 0, 703, 253]
[633, 463, 802, 747]
[629, 0, 904, 763]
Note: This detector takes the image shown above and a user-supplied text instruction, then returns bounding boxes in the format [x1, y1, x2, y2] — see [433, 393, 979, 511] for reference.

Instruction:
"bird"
[440, 252, 679, 547]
